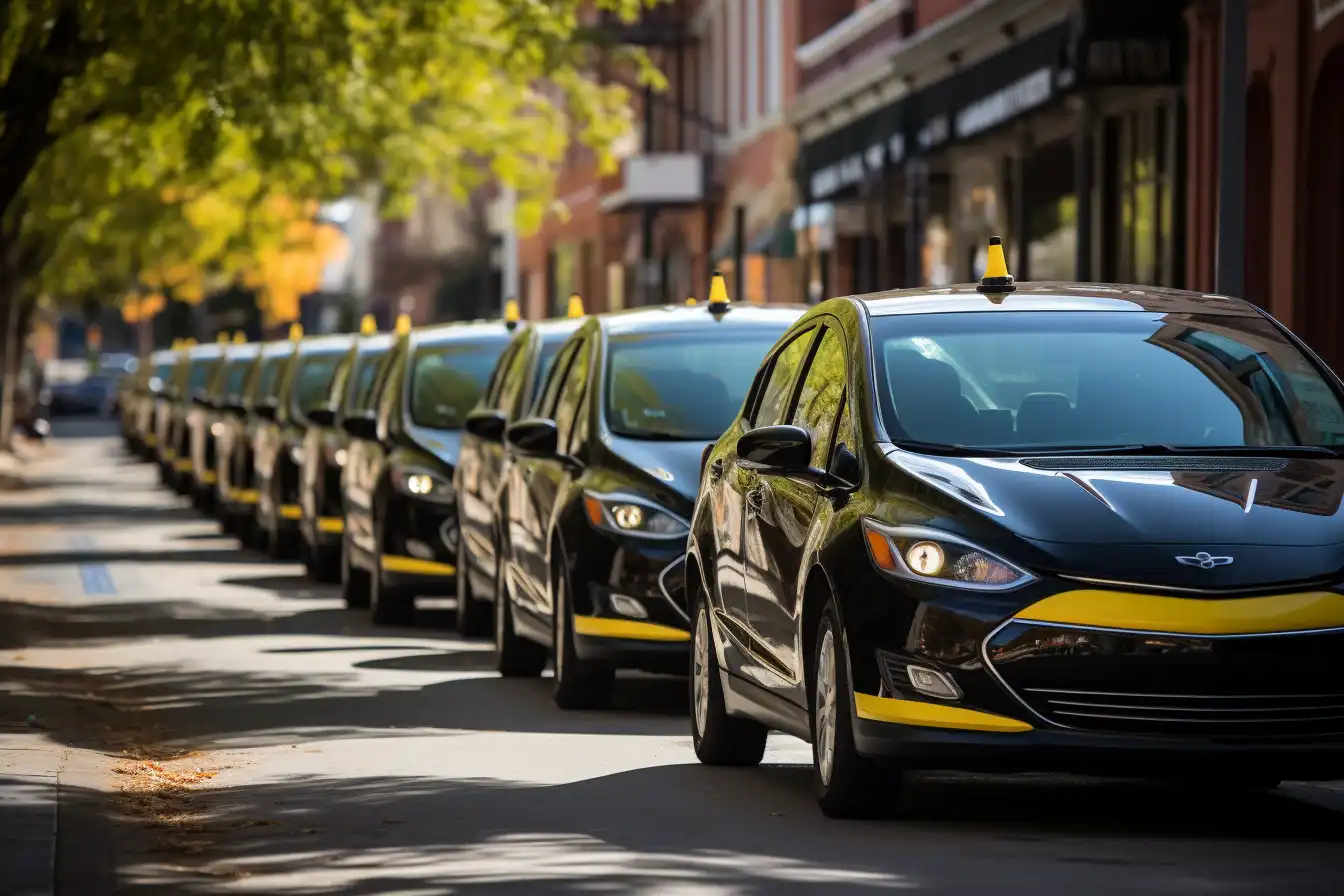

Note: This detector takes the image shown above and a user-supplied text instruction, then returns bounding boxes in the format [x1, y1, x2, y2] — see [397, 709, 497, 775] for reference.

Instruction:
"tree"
[0, 0, 665, 446]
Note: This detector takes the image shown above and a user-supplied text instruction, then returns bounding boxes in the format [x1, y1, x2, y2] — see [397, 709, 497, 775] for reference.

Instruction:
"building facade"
[1185, 0, 1344, 372]
[792, 0, 1188, 300]
[515, 0, 805, 317]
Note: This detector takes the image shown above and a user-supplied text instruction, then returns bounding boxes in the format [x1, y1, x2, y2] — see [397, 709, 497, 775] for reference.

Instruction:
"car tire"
[551, 550, 614, 711]
[495, 557, 546, 677]
[455, 563, 492, 638]
[690, 586, 767, 767]
[811, 599, 902, 819]
[266, 478, 298, 561]
[370, 515, 415, 626]
[308, 545, 341, 584]
[341, 535, 372, 609]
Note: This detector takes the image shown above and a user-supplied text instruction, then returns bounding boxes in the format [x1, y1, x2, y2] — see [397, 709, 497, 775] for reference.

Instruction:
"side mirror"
[465, 408, 508, 442]
[191, 395, 213, 408]
[342, 413, 379, 441]
[505, 417, 559, 458]
[829, 443, 861, 488]
[306, 407, 335, 427]
[737, 424, 812, 476]
[253, 403, 278, 422]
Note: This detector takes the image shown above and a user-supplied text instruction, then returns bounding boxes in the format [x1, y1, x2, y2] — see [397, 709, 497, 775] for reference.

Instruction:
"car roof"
[225, 344, 261, 360]
[411, 319, 517, 348]
[186, 343, 226, 360]
[260, 340, 294, 357]
[858, 282, 1263, 318]
[528, 317, 584, 340]
[150, 350, 179, 363]
[298, 333, 356, 354]
[356, 333, 394, 353]
[596, 302, 809, 336]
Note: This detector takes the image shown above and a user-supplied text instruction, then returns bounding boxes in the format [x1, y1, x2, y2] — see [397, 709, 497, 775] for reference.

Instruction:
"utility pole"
[1215, 0, 1246, 297]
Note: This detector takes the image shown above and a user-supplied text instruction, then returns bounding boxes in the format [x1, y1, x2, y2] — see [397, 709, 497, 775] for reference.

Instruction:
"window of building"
[727, 0, 740, 132]
[1024, 139, 1077, 281]
[1108, 101, 1177, 287]
[764, 0, 783, 115]
[746, 0, 759, 126]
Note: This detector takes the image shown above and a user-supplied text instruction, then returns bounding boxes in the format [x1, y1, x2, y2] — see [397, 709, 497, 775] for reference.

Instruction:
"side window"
[537, 341, 578, 419]
[326, 352, 353, 408]
[791, 326, 847, 469]
[484, 344, 518, 408]
[554, 338, 591, 450]
[833, 392, 856, 458]
[496, 342, 532, 414]
[752, 329, 816, 426]
[375, 348, 406, 436]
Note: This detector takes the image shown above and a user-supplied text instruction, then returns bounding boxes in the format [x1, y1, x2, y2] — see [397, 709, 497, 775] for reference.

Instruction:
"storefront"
[793, 1, 1187, 298]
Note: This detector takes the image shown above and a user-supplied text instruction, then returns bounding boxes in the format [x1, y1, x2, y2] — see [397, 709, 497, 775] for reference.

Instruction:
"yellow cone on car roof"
[707, 271, 730, 312]
[504, 299, 520, 330]
[289, 322, 303, 341]
[567, 293, 584, 318]
[977, 235, 1016, 295]
[686, 296, 697, 305]
[217, 331, 228, 343]
[233, 331, 247, 344]
[395, 313, 411, 335]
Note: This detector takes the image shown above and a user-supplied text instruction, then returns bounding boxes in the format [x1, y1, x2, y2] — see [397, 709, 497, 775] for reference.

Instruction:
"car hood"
[604, 435, 708, 507]
[885, 449, 1344, 547]
[407, 425, 463, 468]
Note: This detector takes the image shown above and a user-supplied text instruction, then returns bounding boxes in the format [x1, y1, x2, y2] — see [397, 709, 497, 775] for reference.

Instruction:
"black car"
[298, 318, 394, 582]
[187, 335, 253, 513]
[217, 339, 293, 544]
[497, 286, 805, 709]
[454, 314, 581, 636]
[254, 329, 354, 560]
[341, 317, 513, 624]
[159, 341, 224, 494]
[687, 241, 1344, 818]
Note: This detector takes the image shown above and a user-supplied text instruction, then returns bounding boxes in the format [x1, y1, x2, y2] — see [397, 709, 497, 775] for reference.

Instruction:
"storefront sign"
[1075, 37, 1178, 85]
[954, 68, 1053, 139]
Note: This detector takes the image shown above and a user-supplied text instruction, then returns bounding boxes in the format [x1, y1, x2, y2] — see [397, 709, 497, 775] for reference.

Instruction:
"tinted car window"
[606, 329, 786, 441]
[291, 353, 343, 415]
[222, 360, 252, 401]
[255, 357, 287, 402]
[188, 360, 220, 396]
[873, 311, 1344, 449]
[348, 350, 387, 412]
[533, 340, 566, 398]
[496, 340, 532, 413]
[753, 329, 815, 427]
[554, 339, 590, 449]
[409, 342, 507, 430]
[792, 326, 846, 468]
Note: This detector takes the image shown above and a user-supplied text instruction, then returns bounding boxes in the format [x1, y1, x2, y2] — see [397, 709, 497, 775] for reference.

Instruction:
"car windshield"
[347, 349, 387, 412]
[872, 310, 1344, 451]
[290, 352, 343, 416]
[188, 359, 220, 396]
[255, 356, 287, 402]
[606, 329, 786, 440]
[409, 340, 510, 429]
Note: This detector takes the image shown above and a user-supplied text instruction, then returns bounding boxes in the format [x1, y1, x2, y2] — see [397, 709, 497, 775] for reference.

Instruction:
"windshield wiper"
[888, 440, 1026, 458]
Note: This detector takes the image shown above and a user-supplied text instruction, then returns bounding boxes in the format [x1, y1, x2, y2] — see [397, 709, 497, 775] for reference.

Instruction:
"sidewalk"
[0, 730, 58, 896]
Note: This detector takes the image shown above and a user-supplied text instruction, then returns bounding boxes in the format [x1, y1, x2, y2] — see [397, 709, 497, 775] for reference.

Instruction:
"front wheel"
[811, 599, 902, 818]
[370, 515, 415, 626]
[495, 562, 546, 678]
[551, 551, 614, 710]
[690, 589, 767, 766]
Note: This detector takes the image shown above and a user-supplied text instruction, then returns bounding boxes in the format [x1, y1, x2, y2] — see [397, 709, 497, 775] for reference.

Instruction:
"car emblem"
[1175, 552, 1234, 569]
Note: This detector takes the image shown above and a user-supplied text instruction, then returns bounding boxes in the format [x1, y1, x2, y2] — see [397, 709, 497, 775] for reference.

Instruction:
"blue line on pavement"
[79, 564, 117, 596]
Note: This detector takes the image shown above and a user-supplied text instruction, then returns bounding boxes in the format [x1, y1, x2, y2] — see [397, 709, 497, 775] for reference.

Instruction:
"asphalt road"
[3, 418, 1344, 894]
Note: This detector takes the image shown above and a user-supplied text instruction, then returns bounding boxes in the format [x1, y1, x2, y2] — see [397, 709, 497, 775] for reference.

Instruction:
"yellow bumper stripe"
[572, 616, 691, 642]
[163, 449, 178, 461]
[200, 470, 217, 485]
[1016, 589, 1344, 637]
[229, 489, 259, 505]
[317, 517, 345, 534]
[144, 434, 157, 446]
[380, 555, 456, 576]
[854, 694, 1032, 733]
[279, 504, 302, 520]
[173, 458, 194, 472]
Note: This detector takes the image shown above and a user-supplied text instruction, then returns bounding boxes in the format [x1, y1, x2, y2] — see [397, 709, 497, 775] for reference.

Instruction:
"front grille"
[1021, 456, 1288, 472]
[1021, 687, 1344, 740]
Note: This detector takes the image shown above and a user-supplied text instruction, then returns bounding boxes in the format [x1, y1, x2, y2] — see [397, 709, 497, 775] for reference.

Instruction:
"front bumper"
[572, 540, 690, 673]
[379, 498, 459, 596]
[847, 583, 1344, 778]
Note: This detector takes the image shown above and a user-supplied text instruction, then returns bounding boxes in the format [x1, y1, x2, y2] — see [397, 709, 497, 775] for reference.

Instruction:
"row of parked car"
[118, 246, 1344, 817]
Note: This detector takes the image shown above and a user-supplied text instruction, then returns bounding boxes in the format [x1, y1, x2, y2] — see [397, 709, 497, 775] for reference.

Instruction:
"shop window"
[1112, 103, 1177, 286]
[1024, 139, 1077, 281]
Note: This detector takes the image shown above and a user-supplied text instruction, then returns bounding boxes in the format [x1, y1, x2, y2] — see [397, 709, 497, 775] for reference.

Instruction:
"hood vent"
[1022, 456, 1289, 473]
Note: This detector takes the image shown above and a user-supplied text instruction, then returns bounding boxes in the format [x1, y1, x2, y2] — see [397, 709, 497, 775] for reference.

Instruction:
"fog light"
[907, 664, 961, 701]
[406, 539, 434, 560]
[609, 594, 649, 620]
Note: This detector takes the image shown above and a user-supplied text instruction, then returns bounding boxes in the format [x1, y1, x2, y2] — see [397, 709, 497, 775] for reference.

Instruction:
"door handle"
[745, 487, 764, 515]
[708, 458, 724, 483]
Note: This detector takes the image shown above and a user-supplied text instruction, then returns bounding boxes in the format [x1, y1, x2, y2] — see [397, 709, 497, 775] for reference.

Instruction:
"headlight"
[391, 467, 454, 503]
[332, 448, 348, 467]
[860, 520, 1034, 591]
[289, 444, 305, 464]
[210, 421, 226, 438]
[583, 492, 688, 537]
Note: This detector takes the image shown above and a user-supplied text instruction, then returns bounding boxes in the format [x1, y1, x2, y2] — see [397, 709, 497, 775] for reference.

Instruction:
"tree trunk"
[0, 256, 20, 452]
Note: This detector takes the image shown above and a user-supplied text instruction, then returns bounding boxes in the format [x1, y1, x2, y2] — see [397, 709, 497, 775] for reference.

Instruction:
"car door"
[346, 343, 402, 554]
[507, 339, 577, 623]
[748, 323, 848, 694]
[302, 348, 352, 524]
[537, 335, 592, 622]
[459, 339, 526, 591]
[733, 327, 817, 665]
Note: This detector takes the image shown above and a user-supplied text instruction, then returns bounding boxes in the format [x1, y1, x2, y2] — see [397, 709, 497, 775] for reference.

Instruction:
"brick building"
[1185, 0, 1344, 370]
[515, 0, 805, 318]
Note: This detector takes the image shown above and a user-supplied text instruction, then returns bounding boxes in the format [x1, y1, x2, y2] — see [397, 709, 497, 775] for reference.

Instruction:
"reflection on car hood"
[885, 448, 1344, 547]
[605, 435, 707, 506]
[407, 425, 463, 468]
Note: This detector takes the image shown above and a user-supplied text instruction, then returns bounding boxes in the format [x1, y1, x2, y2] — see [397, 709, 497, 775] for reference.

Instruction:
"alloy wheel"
[815, 628, 838, 787]
[693, 608, 711, 737]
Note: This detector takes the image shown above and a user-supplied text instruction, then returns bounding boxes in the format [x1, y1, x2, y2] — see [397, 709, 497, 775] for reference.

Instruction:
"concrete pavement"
[1, 418, 1343, 893]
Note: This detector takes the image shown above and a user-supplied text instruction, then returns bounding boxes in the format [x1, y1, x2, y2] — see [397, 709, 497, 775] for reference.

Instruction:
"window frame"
[748, 325, 819, 427]
[536, 338, 580, 420]
[553, 337, 591, 452]
[789, 322, 849, 471]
